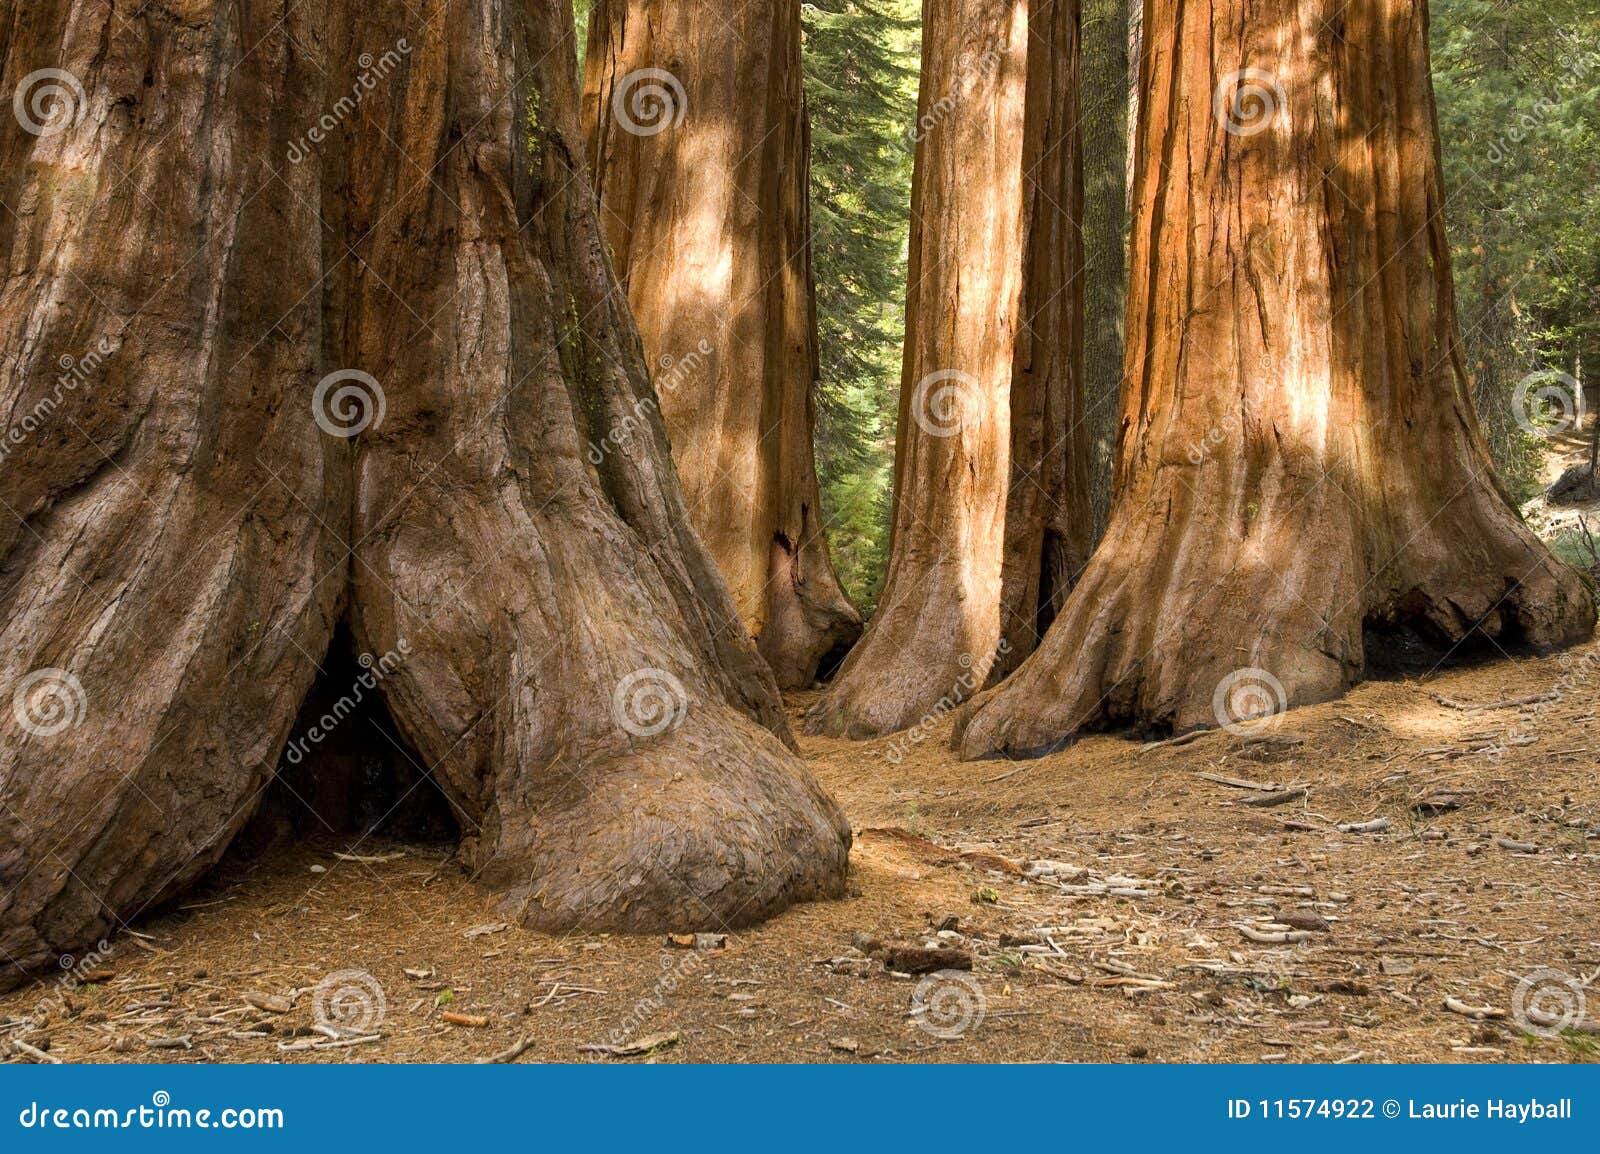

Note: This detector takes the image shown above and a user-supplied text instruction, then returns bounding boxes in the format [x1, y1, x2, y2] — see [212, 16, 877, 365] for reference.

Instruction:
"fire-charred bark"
[581, 0, 860, 689]
[0, 0, 848, 985]
[805, 0, 1090, 738]
[957, 0, 1596, 759]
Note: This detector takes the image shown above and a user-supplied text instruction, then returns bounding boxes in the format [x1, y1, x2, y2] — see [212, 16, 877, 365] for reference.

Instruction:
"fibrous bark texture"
[958, 0, 1596, 760]
[0, 0, 848, 985]
[805, 0, 1090, 738]
[581, 0, 861, 689]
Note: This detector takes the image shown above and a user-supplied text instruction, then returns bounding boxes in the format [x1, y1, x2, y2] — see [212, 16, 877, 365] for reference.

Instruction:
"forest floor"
[3, 439, 1599, 1066]
[5, 651, 1598, 1066]
[1524, 426, 1600, 568]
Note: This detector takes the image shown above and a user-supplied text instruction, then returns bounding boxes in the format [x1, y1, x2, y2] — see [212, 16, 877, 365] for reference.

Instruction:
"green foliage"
[572, 0, 592, 59]
[578, 2, 1596, 610]
[1550, 524, 1599, 574]
[804, 0, 920, 613]
[1432, 0, 1600, 501]
[1080, 0, 1131, 543]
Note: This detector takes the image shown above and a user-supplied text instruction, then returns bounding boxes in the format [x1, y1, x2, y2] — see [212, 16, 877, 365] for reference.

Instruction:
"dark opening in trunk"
[238, 626, 460, 854]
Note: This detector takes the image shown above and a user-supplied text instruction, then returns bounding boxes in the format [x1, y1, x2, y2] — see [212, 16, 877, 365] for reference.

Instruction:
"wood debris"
[477, 1036, 536, 1064]
[243, 992, 291, 1014]
[1337, 818, 1391, 834]
[575, 1031, 681, 1058]
[9, 1039, 60, 1064]
[1239, 924, 1313, 945]
[1443, 997, 1506, 1020]
[1243, 788, 1308, 808]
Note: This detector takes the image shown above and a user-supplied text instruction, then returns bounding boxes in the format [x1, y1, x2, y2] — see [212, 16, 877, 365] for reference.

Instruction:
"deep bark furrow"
[581, 0, 860, 690]
[806, 0, 1091, 739]
[958, 0, 1594, 760]
[0, 0, 848, 984]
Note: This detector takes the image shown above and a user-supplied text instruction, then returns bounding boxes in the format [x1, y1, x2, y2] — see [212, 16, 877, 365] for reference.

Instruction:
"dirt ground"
[3, 437, 1599, 1066]
[3, 657, 1598, 1066]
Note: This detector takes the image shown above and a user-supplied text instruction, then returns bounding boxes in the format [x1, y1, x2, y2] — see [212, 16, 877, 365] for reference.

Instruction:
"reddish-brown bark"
[0, 0, 848, 985]
[581, 0, 861, 689]
[958, 0, 1596, 759]
[806, 0, 1091, 738]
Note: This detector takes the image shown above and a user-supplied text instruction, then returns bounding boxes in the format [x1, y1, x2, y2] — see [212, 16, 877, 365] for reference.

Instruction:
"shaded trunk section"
[805, 0, 1091, 738]
[0, 0, 848, 986]
[581, 0, 861, 689]
[958, 0, 1595, 760]
[1080, 0, 1131, 542]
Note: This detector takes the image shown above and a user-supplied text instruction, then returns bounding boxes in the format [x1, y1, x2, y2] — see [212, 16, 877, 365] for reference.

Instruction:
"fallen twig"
[1431, 692, 1557, 713]
[277, 1034, 382, 1052]
[576, 1031, 681, 1058]
[477, 1036, 537, 1064]
[1443, 997, 1505, 1020]
[1197, 771, 1282, 791]
[1143, 730, 1208, 752]
[1239, 925, 1313, 945]
[1243, 788, 1308, 808]
[10, 1040, 61, 1064]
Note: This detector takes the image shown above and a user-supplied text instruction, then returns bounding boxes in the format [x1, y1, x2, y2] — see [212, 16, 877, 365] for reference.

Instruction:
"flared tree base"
[958, 464, 1595, 760]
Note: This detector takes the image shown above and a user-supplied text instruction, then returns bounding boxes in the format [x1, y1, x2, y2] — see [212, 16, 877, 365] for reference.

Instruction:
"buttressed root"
[956, 0, 1595, 761]
[0, 0, 848, 985]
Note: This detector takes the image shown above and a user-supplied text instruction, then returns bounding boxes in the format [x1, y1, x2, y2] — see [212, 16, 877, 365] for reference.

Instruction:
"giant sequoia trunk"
[0, 0, 848, 985]
[805, 0, 1090, 739]
[580, 0, 861, 689]
[957, 0, 1596, 759]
